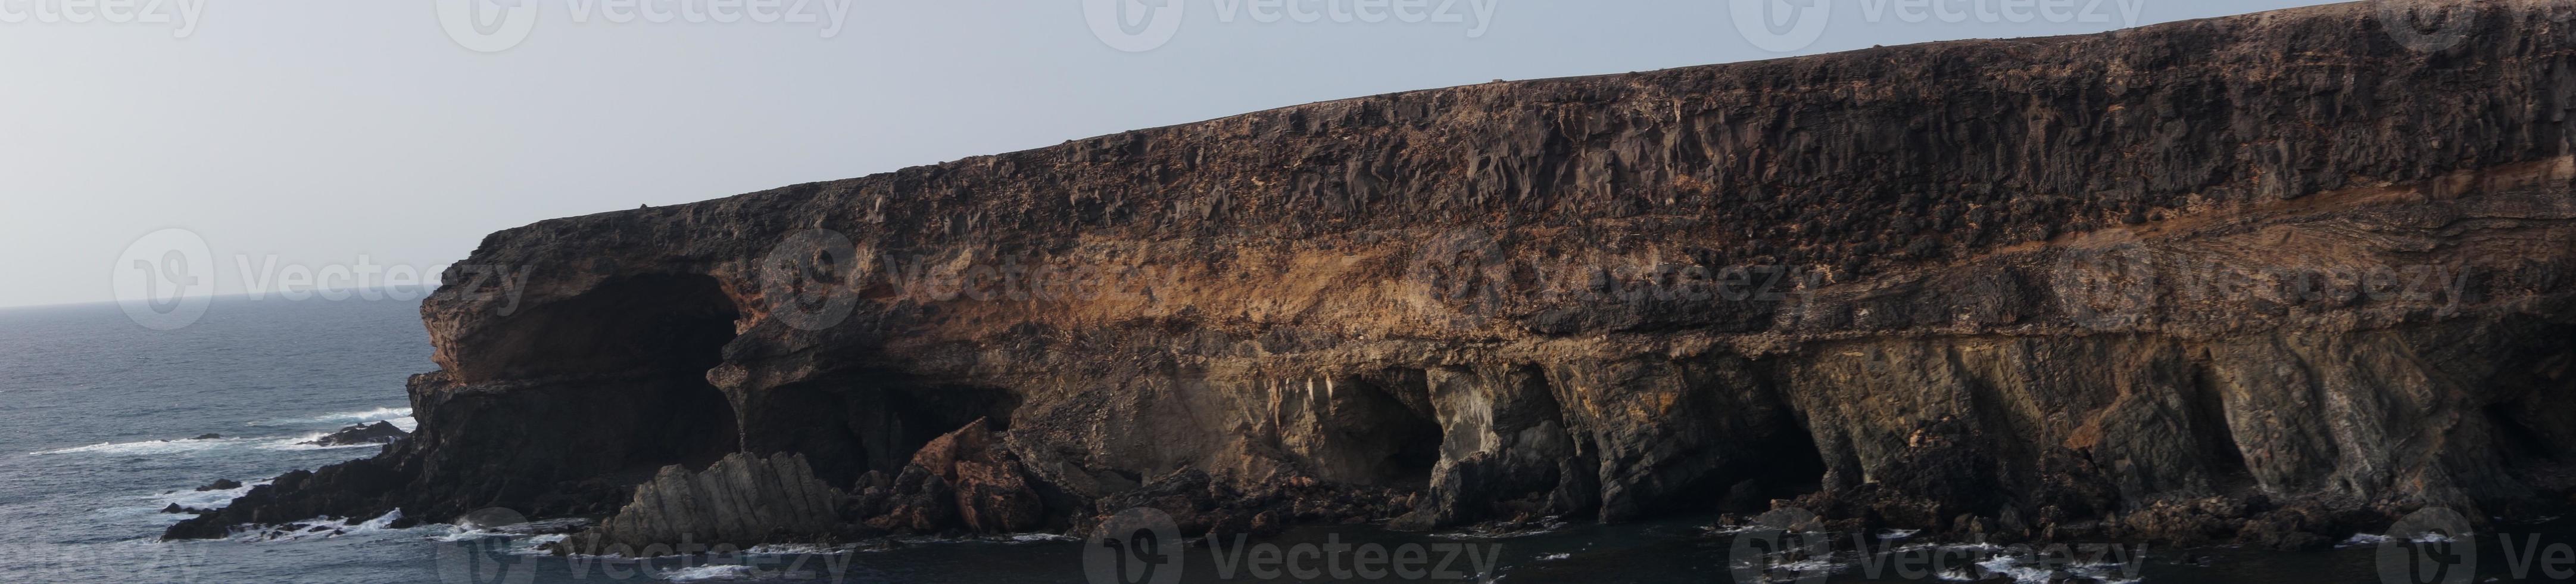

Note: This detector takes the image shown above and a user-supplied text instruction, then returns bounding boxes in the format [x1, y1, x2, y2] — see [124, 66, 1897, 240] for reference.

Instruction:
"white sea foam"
[659, 564, 757, 582]
[388, 417, 419, 431]
[741, 542, 865, 555]
[146, 480, 268, 511]
[1972, 555, 2142, 584]
[254, 406, 413, 427]
[254, 431, 384, 452]
[2340, 533, 2390, 547]
[33, 436, 247, 456]
[234, 510, 408, 542]
[1536, 552, 1571, 561]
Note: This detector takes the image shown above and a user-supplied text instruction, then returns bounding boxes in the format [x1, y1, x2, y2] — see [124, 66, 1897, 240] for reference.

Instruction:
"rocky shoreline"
[171, 0, 2576, 554]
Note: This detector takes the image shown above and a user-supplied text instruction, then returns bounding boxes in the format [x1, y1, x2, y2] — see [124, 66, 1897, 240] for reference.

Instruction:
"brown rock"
[175, 1, 2576, 547]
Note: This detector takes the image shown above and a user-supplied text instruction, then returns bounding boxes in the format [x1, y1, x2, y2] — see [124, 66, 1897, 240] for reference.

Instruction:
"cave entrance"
[1309, 373, 1445, 490]
[741, 375, 1022, 486]
[537, 274, 746, 472]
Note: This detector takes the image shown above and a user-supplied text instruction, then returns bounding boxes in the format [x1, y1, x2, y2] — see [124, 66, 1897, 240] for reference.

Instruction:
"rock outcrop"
[301, 421, 408, 447]
[174, 0, 2576, 551]
[553, 453, 847, 555]
[848, 418, 1047, 535]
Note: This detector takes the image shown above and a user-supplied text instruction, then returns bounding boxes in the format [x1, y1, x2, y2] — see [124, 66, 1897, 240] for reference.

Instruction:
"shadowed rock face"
[553, 453, 847, 555]
[173, 0, 2576, 548]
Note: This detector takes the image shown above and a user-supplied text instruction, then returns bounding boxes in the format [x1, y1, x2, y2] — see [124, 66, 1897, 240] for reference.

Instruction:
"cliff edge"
[173, 0, 2576, 550]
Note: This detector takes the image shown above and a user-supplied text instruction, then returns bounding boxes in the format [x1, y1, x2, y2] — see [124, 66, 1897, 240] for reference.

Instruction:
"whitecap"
[1536, 552, 1571, 561]
[255, 432, 385, 452]
[1005, 533, 1075, 543]
[741, 542, 865, 555]
[2339, 533, 2391, 547]
[1973, 555, 2144, 584]
[1433, 517, 1568, 539]
[659, 564, 757, 582]
[146, 480, 268, 511]
[233, 510, 408, 542]
[33, 436, 247, 456]
[253, 406, 413, 427]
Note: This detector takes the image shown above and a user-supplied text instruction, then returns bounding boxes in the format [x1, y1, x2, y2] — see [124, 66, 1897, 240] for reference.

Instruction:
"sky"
[0, 0, 2335, 309]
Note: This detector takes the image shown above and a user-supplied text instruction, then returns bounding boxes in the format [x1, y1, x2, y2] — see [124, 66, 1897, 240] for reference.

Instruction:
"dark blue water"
[5, 296, 2571, 583]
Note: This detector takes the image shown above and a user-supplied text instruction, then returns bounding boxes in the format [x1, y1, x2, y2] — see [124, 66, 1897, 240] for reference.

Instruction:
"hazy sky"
[1, 0, 2331, 308]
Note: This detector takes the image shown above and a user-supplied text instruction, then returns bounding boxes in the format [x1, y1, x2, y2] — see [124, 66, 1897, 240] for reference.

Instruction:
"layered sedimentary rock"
[175, 0, 2576, 550]
[553, 453, 846, 554]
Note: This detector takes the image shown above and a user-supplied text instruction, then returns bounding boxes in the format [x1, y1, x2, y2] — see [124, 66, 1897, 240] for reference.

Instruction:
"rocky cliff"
[172, 0, 2576, 550]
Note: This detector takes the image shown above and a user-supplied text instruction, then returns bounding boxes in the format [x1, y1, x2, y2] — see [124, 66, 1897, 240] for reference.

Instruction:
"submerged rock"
[302, 422, 406, 446]
[195, 479, 242, 492]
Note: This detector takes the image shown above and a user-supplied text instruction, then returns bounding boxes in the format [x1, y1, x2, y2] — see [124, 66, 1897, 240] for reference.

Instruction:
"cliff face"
[174, 0, 2576, 548]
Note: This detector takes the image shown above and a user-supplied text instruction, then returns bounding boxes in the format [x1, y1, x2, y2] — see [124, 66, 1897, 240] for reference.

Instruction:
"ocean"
[2, 295, 2568, 583]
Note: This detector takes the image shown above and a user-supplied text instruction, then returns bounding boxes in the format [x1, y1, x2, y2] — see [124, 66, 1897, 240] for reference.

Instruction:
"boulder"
[301, 421, 407, 446]
[853, 419, 1046, 535]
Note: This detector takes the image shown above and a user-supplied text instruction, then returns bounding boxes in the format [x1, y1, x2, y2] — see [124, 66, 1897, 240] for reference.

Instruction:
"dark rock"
[192, 434, 223, 440]
[195, 479, 243, 492]
[301, 421, 406, 446]
[551, 453, 845, 555]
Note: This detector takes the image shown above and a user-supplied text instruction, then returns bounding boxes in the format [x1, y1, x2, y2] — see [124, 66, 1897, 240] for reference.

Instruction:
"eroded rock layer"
[174, 0, 2576, 549]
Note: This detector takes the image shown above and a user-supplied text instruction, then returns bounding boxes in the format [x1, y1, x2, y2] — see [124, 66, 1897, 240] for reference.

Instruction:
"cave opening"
[743, 375, 1022, 487]
[537, 274, 746, 473]
[1311, 373, 1445, 490]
